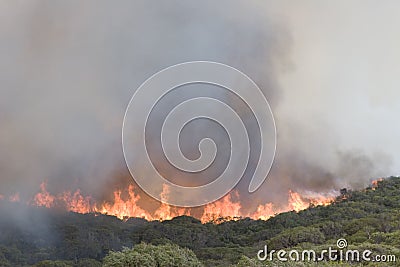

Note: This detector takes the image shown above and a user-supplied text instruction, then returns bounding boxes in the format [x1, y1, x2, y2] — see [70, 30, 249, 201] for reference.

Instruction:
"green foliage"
[268, 226, 325, 249]
[102, 243, 203, 267]
[75, 258, 102, 267]
[34, 260, 73, 267]
[234, 255, 263, 267]
[0, 176, 400, 266]
[103, 248, 155, 267]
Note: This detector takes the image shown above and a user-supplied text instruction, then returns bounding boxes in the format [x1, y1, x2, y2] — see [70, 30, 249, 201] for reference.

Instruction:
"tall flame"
[153, 184, 191, 221]
[0, 182, 336, 223]
[288, 190, 307, 211]
[98, 185, 152, 220]
[251, 203, 275, 220]
[201, 192, 242, 223]
[33, 182, 55, 208]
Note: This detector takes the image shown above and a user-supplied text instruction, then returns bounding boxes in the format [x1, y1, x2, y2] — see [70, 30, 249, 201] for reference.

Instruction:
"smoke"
[0, 1, 399, 214]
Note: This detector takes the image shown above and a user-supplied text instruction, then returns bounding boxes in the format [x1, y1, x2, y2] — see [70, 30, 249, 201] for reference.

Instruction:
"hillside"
[0, 177, 400, 266]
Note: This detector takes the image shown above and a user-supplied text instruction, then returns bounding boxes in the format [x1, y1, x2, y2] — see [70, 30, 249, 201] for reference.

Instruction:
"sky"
[277, 1, 400, 176]
[0, 1, 399, 210]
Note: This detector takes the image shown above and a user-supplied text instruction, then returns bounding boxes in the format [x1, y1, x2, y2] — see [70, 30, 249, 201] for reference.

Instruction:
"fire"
[250, 203, 275, 220]
[60, 190, 93, 214]
[153, 184, 191, 221]
[97, 184, 152, 220]
[287, 190, 334, 211]
[200, 190, 334, 223]
[1, 182, 336, 223]
[288, 190, 307, 211]
[9, 193, 20, 202]
[31, 182, 189, 221]
[33, 182, 55, 208]
[201, 192, 242, 223]
[247, 190, 334, 221]
[371, 178, 383, 190]
[32, 182, 153, 220]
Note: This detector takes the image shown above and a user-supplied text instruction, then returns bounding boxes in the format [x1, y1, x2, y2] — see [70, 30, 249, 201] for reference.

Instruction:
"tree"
[235, 255, 263, 267]
[34, 260, 73, 267]
[102, 243, 203, 267]
[75, 258, 102, 267]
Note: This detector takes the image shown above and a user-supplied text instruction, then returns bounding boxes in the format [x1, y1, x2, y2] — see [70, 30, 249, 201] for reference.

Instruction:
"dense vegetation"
[0, 176, 399, 266]
[103, 243, 203, 267]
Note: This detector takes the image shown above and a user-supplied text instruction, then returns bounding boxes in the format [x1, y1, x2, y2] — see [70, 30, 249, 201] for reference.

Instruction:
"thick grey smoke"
[0, 1, 399, 213]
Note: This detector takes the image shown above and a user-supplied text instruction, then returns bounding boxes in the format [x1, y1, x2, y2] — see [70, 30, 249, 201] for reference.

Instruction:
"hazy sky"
[276, 1, 400, 174]
[0, 1, 399, 208]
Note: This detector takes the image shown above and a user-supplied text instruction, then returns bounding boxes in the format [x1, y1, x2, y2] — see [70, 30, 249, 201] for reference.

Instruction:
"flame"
[371, 178, 383, 190]
[287, 190, 333, 211]
[250, 203, 275, 220]
[201, 192, 242, 223]
[247, 190, 334, 221]
[0, 181, 336, 223]
[97, 185, 152, 220]
[60, 190, 93, 213]
[33, 182, 55, 208]
[153, 184, 191, 221]
[31, 182, 188, 221]
[9, 193, 20, 202]
[288, 190, 307, 211]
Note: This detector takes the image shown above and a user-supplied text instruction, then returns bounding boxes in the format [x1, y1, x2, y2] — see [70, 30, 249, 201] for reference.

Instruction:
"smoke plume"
[0, 1, 399, 215]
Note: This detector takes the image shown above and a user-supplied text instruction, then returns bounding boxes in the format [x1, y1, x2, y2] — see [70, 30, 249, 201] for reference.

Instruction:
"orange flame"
[287, 190, 334, 211]
[201, 192, 242, 223]
[371, 178, 383, 190]
[249, 203, 275, 221]
[31, 182, 189, 221]
[97, 185, 152, 220]
[288, 190, 307, 211]
[209, 190, 335, 222]
[60, 190, 93, 213]
[153, 184, 191, 221]
[26, 182, 336, 223]
[33, 182, 55, 208]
